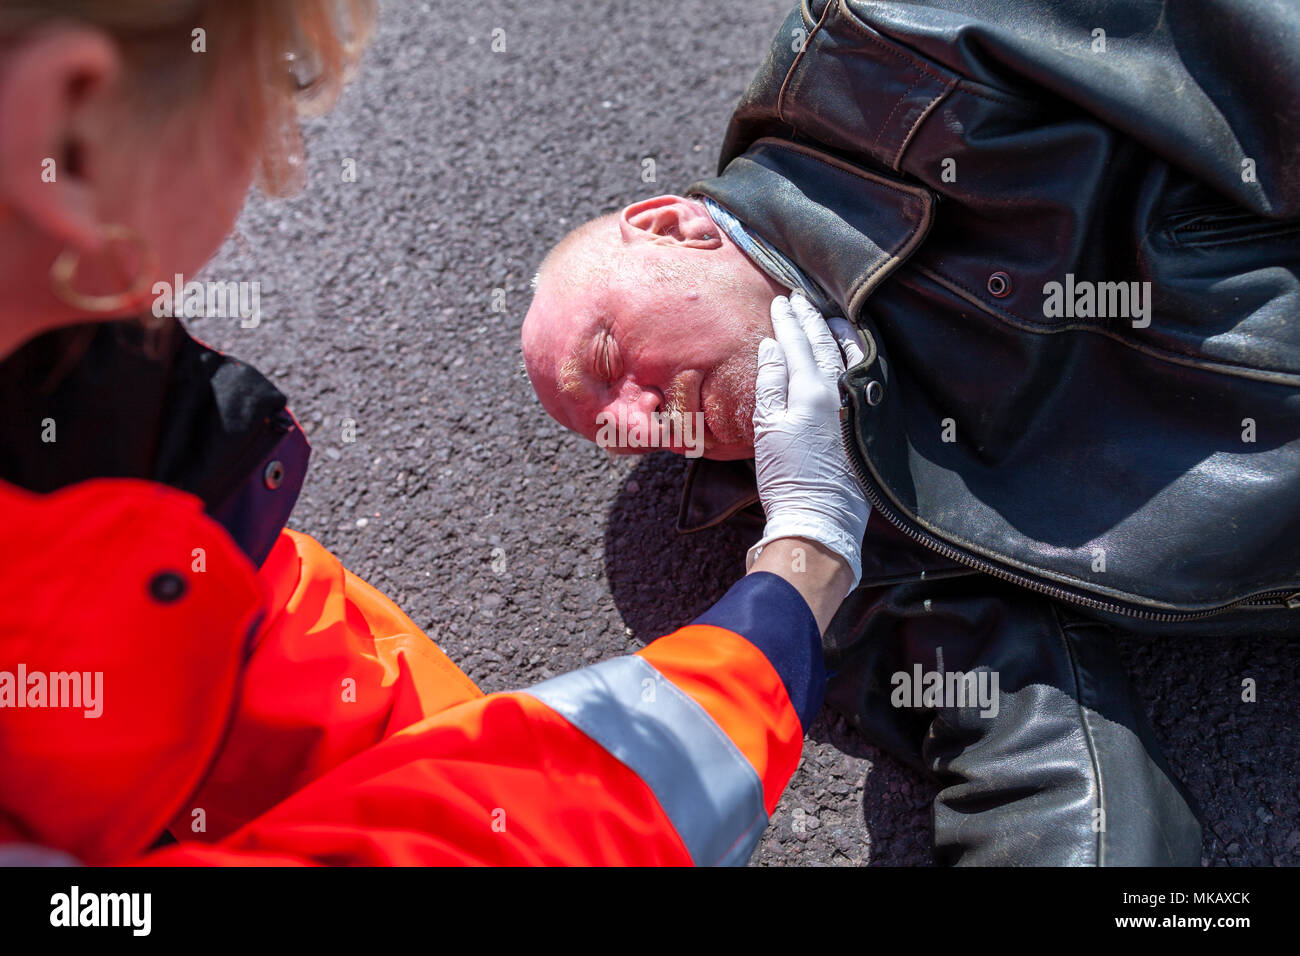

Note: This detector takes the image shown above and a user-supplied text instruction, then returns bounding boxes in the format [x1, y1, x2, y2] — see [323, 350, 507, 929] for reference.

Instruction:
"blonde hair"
[0, 0, 376, 195]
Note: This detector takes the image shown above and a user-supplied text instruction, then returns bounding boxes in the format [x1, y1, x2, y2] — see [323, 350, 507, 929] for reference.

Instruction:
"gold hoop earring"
[49, 223, 159, 315]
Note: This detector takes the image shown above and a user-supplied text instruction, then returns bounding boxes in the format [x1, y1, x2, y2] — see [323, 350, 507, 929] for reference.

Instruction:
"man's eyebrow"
[556, 353, 586, 398]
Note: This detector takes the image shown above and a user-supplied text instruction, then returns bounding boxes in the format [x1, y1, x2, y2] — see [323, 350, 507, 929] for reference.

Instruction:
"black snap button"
[263, 460, 285, 490]
[864, 380, 884, 406]
[987, 271, 1012, 297]
[149, 571, 187, 604]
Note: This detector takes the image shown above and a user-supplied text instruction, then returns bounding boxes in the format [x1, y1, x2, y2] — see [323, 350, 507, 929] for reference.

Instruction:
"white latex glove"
[748, 293, 871, 591]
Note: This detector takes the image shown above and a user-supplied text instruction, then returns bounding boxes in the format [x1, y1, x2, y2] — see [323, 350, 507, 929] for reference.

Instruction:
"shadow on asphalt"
[603, 453, 751, 645]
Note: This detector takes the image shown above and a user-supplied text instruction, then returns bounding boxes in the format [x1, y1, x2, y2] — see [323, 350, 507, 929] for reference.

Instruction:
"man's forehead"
[524, 290, 576, 365]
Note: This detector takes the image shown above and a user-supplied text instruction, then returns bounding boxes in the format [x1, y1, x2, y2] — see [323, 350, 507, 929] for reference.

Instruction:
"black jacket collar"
[0, 319, 308, 568]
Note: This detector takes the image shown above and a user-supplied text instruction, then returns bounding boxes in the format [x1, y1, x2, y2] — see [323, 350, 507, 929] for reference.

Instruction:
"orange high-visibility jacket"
[0, 476, 824, 866]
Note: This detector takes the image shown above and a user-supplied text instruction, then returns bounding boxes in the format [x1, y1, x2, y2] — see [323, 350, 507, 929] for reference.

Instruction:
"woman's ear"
[620, 195, 721, 248]
[0, 25, 122, 252]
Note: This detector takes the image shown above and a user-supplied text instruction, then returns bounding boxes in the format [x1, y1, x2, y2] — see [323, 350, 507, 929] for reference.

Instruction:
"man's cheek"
[702, 389, 750, 447]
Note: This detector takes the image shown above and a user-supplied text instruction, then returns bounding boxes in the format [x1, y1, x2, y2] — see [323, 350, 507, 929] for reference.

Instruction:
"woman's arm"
[751, 537, 855, 634]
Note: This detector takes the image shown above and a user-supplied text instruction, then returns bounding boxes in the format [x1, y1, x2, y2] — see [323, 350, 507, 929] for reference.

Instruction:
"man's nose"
[597, 384, 665, 445]
[618, 380, 663, 417]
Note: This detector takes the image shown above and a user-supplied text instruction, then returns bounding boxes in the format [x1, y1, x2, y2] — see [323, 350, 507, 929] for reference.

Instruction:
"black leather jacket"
[684, 0, 1300, 627]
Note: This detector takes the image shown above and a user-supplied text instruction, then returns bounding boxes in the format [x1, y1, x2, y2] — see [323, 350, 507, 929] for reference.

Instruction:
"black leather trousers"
[824, 565, 1203, 866]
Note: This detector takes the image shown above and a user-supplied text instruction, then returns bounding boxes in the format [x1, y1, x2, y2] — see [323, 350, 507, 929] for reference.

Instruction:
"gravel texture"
[192, 0, 1299, 866]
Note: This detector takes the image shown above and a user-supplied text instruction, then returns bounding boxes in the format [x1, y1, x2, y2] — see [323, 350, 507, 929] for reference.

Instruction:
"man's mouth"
[654, 369, 719, 453]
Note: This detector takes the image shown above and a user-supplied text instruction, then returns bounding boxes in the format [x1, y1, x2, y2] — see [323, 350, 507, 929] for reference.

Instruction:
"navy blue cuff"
[691, 572, 825, 730]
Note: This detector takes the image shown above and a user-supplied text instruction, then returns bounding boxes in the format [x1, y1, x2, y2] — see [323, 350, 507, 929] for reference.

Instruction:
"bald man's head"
[521, 195, 785, 461]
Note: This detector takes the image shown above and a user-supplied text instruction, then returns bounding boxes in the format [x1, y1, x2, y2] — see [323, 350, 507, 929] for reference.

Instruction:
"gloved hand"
[748, 293, 871, 591]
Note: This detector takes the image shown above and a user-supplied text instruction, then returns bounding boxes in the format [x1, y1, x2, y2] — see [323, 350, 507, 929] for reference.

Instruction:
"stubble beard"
[700, 320, 768, 450]
[658, 339, 760, 453]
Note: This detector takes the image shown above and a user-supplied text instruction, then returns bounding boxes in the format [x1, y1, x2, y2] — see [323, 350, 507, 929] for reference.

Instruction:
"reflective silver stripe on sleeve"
[520, 654, 768, 866]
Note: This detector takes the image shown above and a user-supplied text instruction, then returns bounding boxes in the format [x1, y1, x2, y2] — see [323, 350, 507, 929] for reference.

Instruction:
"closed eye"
[599, 336, 612, 380]
[597, 331, 621, 384]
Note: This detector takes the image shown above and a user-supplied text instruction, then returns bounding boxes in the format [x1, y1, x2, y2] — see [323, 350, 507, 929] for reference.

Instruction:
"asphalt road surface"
[194, 0, 1299, 865]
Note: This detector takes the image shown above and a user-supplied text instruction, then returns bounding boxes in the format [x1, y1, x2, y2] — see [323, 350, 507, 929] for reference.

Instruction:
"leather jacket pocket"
[1165, 205, 1300, 248]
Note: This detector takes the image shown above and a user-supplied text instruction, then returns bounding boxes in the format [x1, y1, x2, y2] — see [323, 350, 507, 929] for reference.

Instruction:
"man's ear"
[620, 195, 721, 248]
[0, 25, 122, 253]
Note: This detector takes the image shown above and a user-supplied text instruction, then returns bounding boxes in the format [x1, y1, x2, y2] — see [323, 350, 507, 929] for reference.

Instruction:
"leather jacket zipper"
[837, 403, 1298, 622]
